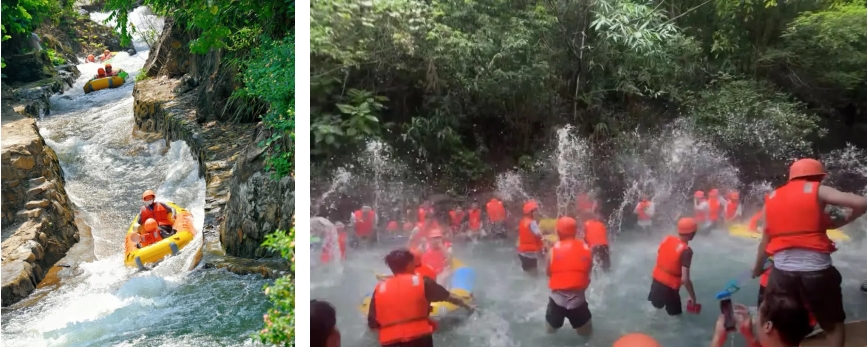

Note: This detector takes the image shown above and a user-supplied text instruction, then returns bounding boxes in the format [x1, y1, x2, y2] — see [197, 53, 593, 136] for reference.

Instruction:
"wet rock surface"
[1, 87, 79, 307]
[133, 77, 291, 260]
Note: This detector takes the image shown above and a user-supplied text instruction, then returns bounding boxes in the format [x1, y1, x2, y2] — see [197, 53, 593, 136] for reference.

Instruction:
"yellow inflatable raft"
[728, 223, 850, 242]
[123, 201, 199, 270]
[83, 74, 126, 94]
[359, 258, 474, 318]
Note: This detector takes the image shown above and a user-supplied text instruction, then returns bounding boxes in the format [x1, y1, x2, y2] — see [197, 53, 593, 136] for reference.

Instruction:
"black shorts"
[766, 266, 845, 326]
[383, 334, 434, 347]
[545, 298, 592, 329]
[648, 279, 682, 315]
[518, 254, 538, 272]
[591, 245, 611, 270]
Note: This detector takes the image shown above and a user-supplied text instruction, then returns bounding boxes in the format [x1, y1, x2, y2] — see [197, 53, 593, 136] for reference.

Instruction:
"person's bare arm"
[818, 185, 867, 227]
[682, 266, 696, 302]
[752, 207, 771, 277]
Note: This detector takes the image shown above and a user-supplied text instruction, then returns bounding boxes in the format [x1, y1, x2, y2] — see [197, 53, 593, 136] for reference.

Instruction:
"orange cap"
[694, 191, 704, 198]
[143, 218, 158, 232]
[556, 217, 577, 239]
[523, 200, 539, 214]
[677, 217, 697, 234]
[428, 228, 444, 238]
[613, 333, 661, 347]
[142, 190, 156, 200]
[788, 158, 825, 180]
[97, 67, 105, 74]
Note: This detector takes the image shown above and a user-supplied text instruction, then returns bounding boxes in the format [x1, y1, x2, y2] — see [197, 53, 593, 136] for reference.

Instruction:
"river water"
[312, 225, 866, 347]
[1, 7, 270, 347]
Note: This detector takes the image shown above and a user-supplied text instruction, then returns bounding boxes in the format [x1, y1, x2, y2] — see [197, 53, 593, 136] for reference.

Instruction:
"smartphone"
[720, 298, 736, 332]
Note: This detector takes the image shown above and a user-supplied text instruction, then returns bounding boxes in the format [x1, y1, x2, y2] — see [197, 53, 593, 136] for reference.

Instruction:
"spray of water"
[554, 125, 593, 217]
[495, 171, 530, 203]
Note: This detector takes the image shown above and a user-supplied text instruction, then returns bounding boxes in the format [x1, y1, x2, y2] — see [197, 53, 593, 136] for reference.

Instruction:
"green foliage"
[45, 48, 65, 65]
[685, 75, 823, 160]
[231, 36, 295, 178]
[308, 0, 862, 188]
[257, 227, 296, 347]
[1, 0, 55, 42]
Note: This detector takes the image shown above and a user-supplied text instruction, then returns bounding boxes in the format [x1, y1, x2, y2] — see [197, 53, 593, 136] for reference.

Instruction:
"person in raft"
[93, 68, 106, 80]
[516, 200, 545, 276]
[709, 297, 814, 347]
[367, 249, 474, 347]
[647, 217, 698, 316]
[135, 190, 177, 238]
[135, 218, 163, 248]
[545, 217, 594, 337]
[98, 49, 113, 61]
[86, 54, 96, 63]
[104, 64, 119, 76]
[751, 158, 866, 347]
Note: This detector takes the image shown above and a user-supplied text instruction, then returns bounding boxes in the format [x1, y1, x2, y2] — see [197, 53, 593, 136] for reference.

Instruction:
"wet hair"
[384, 249, 415, 274]
[311, 299, 337, 347]
[759, 293, 814, 346]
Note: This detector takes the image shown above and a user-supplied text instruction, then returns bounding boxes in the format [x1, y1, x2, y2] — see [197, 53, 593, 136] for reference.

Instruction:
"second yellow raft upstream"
[123, 201, 200, 270]
[359, 258, 475, 318]
[728, 223, 850, 242]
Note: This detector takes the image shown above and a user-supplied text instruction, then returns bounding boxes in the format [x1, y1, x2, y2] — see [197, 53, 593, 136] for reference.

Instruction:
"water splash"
[554, 126, 593, 217]
[311, 217, 342, 267]
[495, 171, 530, 203]
[313, 167, 352, 216]
[359, 140, 407, 215]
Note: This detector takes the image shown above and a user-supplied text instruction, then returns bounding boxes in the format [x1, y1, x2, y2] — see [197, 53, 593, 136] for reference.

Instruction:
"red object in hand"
[428, 319, 439, 332]
[687, 300, 702, 314]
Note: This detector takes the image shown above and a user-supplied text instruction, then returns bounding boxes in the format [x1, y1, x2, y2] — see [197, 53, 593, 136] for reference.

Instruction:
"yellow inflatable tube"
[123, 201, 199, 270]
[359, 258, 474, 318]
[728, 223, 850, 242]
[83, 75, 126, 94]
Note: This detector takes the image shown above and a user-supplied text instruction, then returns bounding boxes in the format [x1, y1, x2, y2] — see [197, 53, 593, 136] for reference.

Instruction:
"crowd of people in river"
[311, 158, 866, 347]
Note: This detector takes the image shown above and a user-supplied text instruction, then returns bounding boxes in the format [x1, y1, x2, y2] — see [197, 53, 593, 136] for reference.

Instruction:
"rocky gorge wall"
[132, 77, 293, 261]
[1, 84, 80, 307]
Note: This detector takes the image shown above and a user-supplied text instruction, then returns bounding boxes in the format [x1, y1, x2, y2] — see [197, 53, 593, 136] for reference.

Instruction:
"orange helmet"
[428, 228, 444, 238]
[387, 221, 399, 231]
[142, 190, 156, 200]
[556, 217, 577, 239]
[105, 63, 112, 69]
[729, 191, 739, 200]
[104, 49, 110, 54]
[403, 222, 414, 231]
[97, 67, 106, 75]
[143, 218, 158, 232]
[523, 200, 539, 214]
[677, 217, 697, 234]
[613, 333, 661, 347]
[788, 158, 825, 180]
[694, 191, 704, 198]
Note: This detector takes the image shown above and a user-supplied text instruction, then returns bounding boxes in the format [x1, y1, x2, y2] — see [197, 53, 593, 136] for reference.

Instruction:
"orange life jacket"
[651, 235, 688, 290]
[486, 200, 505, 222]
[403, 221, 414, 232]
[354, 210, 376, 236]
[694, 199, 708, 223]
[140, 203, 172, 226]
[421, 245, 449, 274]
[387, 221, 399, 232]
[765, 181, 835, 255]
[448, 210, 465, 228]
[373, 274, 434, 345]
[139, 229, 163, 247]
[517, 217, 543, 252]
[725, 199, 739, 221]
[415, 264, 437, 281]
[320, 232, 348, 263]
[467, 209, 482, 231]
[417, 207, 430, 224]
[583, 220, 608, 247]
[708, 195, 721, 221]
[748, 211, 763, 232]
[636, 200, 652, 221]
[576, 194, 598, 214]
[548, 238, 593, 291]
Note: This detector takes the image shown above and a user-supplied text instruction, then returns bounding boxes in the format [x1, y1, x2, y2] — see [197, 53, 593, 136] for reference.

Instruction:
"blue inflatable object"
[451, 266, 475, 293]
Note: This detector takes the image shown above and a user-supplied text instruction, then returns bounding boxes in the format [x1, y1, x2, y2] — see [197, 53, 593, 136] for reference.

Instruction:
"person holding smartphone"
[710, 296, 813, 347]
